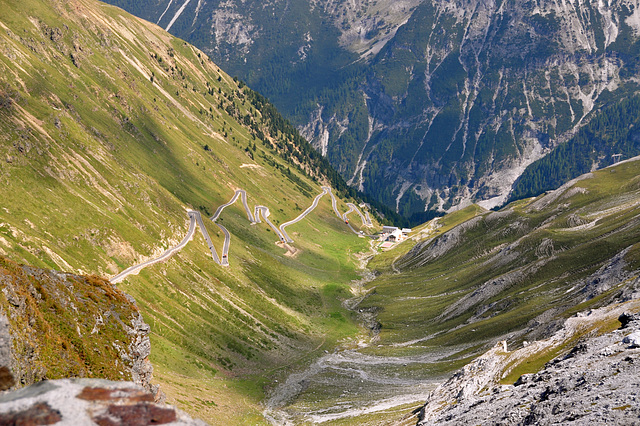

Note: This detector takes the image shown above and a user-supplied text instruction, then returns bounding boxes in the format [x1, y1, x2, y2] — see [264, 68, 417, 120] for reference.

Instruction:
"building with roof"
[387, 228, 403, 242]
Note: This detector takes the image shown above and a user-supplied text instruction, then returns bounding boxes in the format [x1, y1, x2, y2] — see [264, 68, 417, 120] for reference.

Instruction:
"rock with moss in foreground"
[417, 300, 640, 425]
[0, 256, 156, 396]
[0, 379, 206, 425]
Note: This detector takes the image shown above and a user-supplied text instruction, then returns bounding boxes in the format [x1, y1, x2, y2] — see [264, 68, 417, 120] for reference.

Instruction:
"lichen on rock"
[0, 256, 158, 397]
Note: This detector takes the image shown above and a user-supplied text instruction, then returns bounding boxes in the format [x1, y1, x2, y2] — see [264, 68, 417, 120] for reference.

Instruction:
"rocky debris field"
[417, 309, 640, 425]
[0, 379, 206, 425]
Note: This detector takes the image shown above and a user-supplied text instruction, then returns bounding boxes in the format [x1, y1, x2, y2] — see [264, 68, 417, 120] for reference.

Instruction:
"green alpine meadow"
[0, 0, 373, 421]
[1, 0, 640, 425]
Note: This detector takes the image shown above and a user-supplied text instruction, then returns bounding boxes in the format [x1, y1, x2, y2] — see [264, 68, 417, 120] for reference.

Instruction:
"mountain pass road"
[112, 186, 376, 279]
[111, 210, 198, 284]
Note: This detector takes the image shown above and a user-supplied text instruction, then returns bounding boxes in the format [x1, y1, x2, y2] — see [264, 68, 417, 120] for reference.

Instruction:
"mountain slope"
[509, 93, 640, 202]
[364, 158, 640, 354]
[417, 302, 640, 425]
[0, 0, 375, 422]
[100, 0, 640, 219]
[4, 1, 640, 424]
[264, 158, 640, 424]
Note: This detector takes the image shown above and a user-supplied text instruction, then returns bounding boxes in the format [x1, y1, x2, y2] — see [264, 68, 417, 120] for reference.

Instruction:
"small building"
[387, 229, 403, 242]
[382, 225, 399, 234]
[401, 228, 412, 236]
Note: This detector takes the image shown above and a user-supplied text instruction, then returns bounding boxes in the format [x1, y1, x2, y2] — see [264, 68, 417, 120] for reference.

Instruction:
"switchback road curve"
[111, 187, 373, 281]
[111, 210, 198, 284]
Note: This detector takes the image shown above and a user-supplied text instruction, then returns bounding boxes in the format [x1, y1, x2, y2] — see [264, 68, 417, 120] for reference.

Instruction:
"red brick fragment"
[77, 386, 154, 403]
[0, 401, 62, 425]
[93, 403, 177, 425]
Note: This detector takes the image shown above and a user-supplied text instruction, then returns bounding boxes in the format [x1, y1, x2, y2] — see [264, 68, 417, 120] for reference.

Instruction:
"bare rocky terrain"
[417, 303, 640, 425]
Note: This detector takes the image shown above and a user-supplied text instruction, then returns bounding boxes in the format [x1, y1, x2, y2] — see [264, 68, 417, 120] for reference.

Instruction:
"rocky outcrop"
[0, 256, 158, 398]
[397, 216, 483, 269]
[0, 311, 14, 391]
[0, 379, 206, 425]
[416, 300, 640, 425]
[125, 314, 156, 397]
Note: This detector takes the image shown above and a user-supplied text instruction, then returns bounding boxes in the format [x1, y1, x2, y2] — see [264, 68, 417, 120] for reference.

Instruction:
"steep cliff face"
[350, 0, 640, 215]
[0, 256, 155, 395]
[102, 0, 640, 218]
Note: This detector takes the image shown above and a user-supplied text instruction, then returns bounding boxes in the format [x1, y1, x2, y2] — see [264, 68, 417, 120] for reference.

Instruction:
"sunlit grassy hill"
[0, 0, 375, 422]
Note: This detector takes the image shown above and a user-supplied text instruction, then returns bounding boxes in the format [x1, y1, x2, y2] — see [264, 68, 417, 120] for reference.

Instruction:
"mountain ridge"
[101, 0, 640, 218]
[272, 157, 640, 424]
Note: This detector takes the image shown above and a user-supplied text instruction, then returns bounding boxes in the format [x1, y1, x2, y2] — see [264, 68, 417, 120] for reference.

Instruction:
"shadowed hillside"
[0, 0, 376, 422]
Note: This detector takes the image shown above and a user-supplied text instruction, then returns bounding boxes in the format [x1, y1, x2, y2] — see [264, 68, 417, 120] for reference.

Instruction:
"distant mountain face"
[104, 0, 640, 217]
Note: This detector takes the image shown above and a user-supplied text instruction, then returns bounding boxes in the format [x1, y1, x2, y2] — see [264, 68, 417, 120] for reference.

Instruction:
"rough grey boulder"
[623, 331, 640, 348]
[0, 379, 207, 425]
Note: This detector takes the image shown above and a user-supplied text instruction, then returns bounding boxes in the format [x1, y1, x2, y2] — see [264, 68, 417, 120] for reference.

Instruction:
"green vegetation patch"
[0, 256, 139, 384]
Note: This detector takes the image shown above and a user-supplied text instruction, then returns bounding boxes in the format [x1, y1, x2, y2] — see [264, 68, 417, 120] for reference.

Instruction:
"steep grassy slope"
[0, 0, 375, 422]
[360, 158, 640, 369]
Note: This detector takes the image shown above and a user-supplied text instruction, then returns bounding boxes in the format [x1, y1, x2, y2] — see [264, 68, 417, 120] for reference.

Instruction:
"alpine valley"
[103, 0, 640, 219]
[0, 0, 640, 426]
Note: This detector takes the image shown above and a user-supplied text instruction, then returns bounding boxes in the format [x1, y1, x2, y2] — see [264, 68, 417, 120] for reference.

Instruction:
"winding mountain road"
[210, 189, 258, 265]
[211, 189, 255, 222]
[111, 210, 198, 284]
[216, 223, 231, 266]
[344, 203, 373, 227]
[327, 186, 342, 219]
[279, 187, 330, 243]
[255, 206, 286, 242]
[111, 187, 374, 280]
[194, 210, 221, 265]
